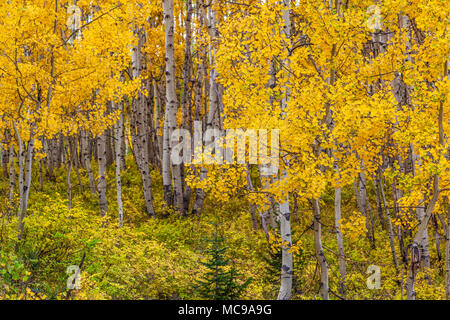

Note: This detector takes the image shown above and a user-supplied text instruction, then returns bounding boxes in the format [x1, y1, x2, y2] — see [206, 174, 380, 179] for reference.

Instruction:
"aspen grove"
[0, 0, 448, 300]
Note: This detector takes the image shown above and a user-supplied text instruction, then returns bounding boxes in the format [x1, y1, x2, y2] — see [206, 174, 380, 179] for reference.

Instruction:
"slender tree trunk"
[65, 137, 72, 210]
[97, 131, 108, 217]
[379, 171, 399, 268]
[8, 145, 15, 216]
[181, 0, 193, 212]
[406, 176, 440, 300]
[244, 165, 260, 231]
[131, 27, 156, 218]
[415, 194, 431, 269]
[312, 199, 329, 300]
[335, 187, 346, 295]
[39, 158, 43, 190]
[277, 189, 293, 300]
[14, 124, 24, 219]
[16, 128, 35, 240]
[446, 198, 450, 300]
[373, 173, 386, 230]
[192, 0, 220, 216]
[360, 171, 375, 248]
[432, 214, 441, 261]
[163, 0, 184, 213]
[114, 101, 124, 227]
[81, 129, 96, 194]
[275, 0, 295, 300]
[72, 137, 83, 193]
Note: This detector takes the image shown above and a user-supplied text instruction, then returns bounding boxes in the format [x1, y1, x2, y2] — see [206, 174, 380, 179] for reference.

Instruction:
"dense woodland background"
[0, 0, 448, 300]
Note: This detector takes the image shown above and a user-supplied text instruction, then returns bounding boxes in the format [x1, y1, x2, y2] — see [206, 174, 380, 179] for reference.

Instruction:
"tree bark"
[97, 131, 108, 217]
[379, 171, 399, 268]
[335, 187, 346, 295]
[131, 27, 156, 218]
[114, 101, 124, 227]
[312, 199, 329, 300]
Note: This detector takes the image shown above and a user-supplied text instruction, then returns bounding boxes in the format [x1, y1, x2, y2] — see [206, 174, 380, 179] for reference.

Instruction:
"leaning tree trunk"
[406, 175, 440, 300]
[406, 101, 445, 299]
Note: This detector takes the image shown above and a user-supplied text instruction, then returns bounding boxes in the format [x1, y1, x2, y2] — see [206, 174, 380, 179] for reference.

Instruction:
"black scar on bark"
[282, 265, 293, 275]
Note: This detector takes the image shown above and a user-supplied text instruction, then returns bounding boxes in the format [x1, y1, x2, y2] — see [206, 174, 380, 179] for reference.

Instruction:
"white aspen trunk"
[446, 200, 450, 300]
[406, 176, 440, 300]
[162, 0, 183, 211]
[393, 178, 407, 264]
[244, 165, 261, 232]
[277, 0, 293, 300]
[8, 144, 15, 216]
[445, 95, 450, 298]
[153, 80, 163, 164]
[125, 118, 129, 158]
[192, 0, 219, 216]
[131, 27, 156, 218]
[81, 129, 96, 194]
[258, 170, 278, 231]
[412, 151, 431, 270]
[65, 138, 72, 210]
[277, 180, 293, 300]
[114, 101, 124, 227]
[313, 199, 329, 300]
[181, 0, 193, 212]
[18, 132, 35, 240]
[416, 203, 431, 269]
[14, 123, 24, 220]
[335, 187, 346, 295]
[97, 131, 108, 217]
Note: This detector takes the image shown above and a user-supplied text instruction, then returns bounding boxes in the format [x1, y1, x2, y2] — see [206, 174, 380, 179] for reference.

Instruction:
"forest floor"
[0, 156, 446, 300]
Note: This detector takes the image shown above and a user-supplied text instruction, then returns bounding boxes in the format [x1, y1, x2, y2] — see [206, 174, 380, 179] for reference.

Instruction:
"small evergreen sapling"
[194, 223, 252, 300]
